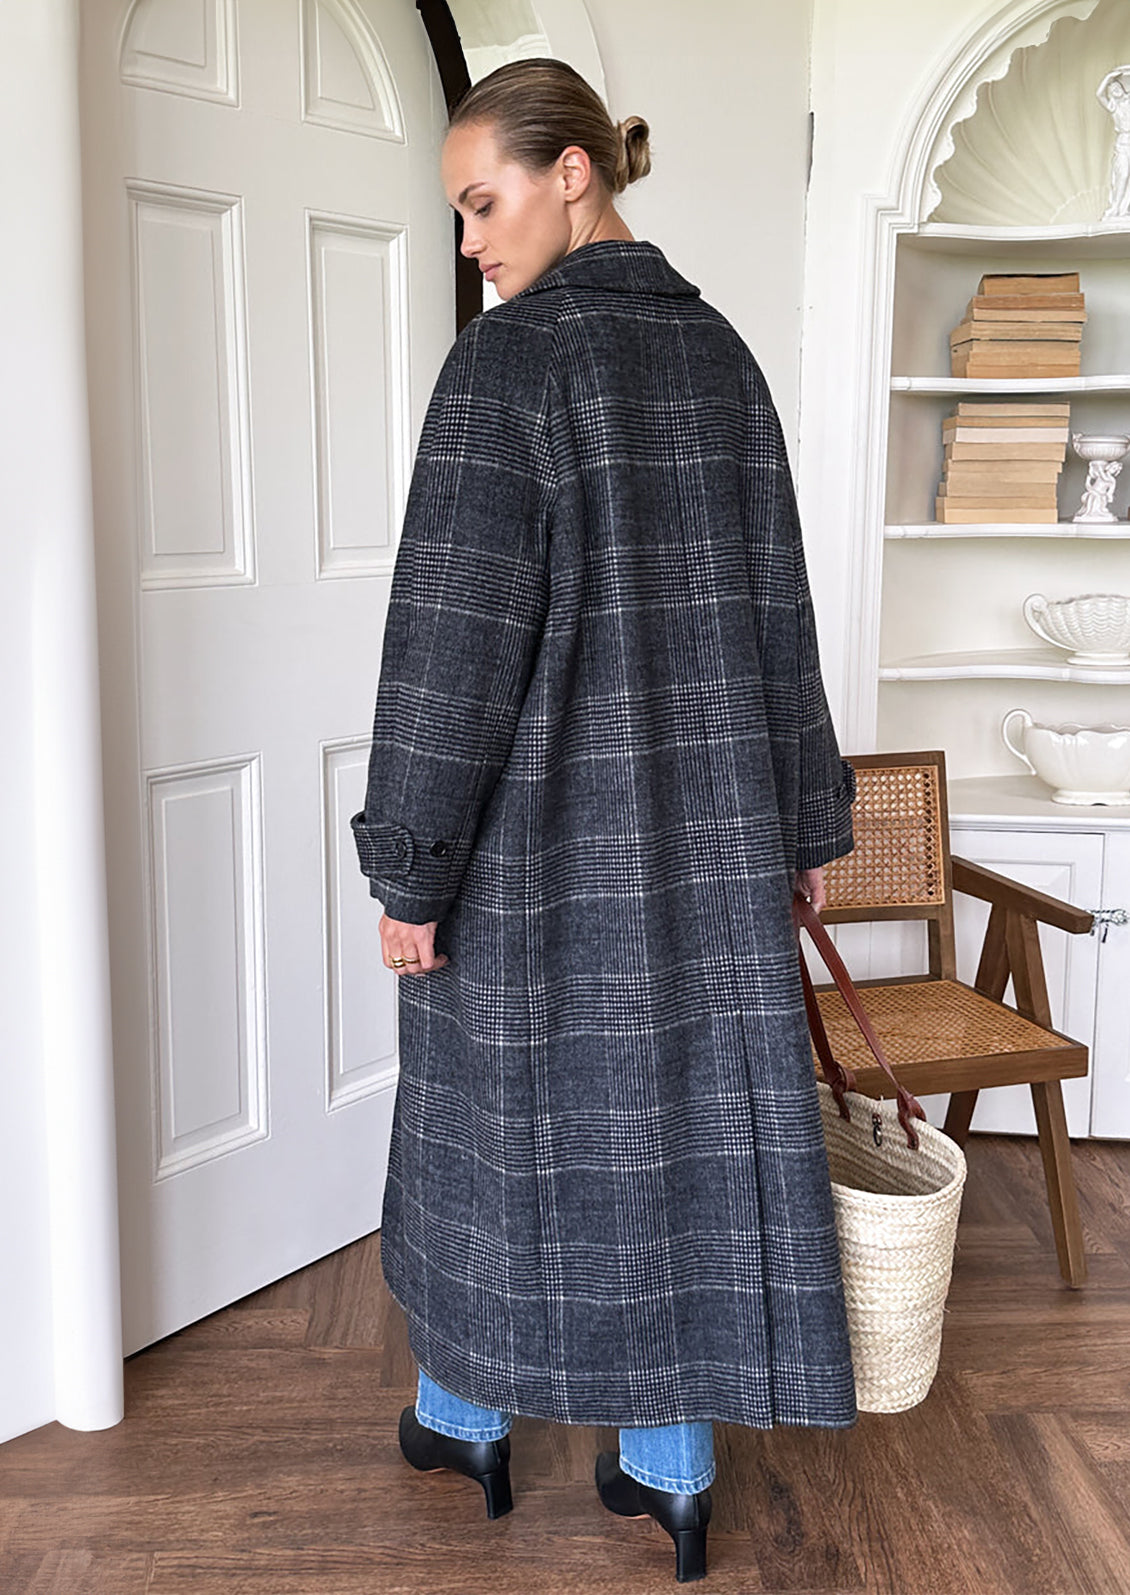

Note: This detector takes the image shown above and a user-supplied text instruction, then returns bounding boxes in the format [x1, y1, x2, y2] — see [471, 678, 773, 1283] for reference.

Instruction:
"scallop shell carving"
[929, 0, 1130, 225]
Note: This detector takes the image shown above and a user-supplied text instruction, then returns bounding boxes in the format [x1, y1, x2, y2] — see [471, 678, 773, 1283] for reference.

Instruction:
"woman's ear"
[559, 144, 593, 202]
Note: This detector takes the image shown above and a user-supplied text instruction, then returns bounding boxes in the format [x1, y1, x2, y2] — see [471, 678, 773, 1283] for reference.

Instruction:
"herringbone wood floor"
[3, 1132, 1130, 1594]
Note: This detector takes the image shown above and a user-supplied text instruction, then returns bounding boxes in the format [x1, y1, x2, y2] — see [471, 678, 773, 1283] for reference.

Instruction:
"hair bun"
[614, 115, 652, 192]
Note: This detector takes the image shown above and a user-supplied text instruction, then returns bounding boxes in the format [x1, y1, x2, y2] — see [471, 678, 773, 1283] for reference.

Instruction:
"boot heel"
[478, 1466, 513, 1519]
[673, 1525, 708, 1583]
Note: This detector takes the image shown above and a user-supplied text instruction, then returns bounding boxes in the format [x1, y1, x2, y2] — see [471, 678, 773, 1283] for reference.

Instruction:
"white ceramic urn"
[1001, 710, 1130, 804]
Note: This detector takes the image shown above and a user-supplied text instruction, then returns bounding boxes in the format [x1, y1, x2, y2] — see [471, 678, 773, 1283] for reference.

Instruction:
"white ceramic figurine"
[1098, 67, 1130, 220]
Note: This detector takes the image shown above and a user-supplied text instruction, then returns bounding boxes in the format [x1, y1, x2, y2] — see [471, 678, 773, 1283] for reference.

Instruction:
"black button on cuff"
[429, 839, 450, 857]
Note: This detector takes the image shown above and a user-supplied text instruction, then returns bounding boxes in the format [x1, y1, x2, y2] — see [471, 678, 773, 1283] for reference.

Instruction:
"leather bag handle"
[792, 886, 928, 1151]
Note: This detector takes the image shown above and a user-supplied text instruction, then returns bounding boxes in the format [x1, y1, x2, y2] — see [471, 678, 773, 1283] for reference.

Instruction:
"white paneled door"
[80, 0, 454, 1352]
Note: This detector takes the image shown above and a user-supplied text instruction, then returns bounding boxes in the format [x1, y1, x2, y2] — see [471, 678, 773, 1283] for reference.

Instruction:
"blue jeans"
[415, 1367, 716, 1494]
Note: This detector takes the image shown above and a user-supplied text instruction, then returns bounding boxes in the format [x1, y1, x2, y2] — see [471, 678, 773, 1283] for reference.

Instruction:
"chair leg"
[1030, 1079, 1087, 1288]
[943, 1090, 979, 1146]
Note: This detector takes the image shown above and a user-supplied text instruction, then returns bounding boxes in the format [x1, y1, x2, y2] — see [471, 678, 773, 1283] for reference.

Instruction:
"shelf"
[879, 648, 1130, 683]
[890, 375, 1130, 394]
[886, 522, 1130, 539]
[906, 225, 1130, 260]
[947, 772, 1130, 827]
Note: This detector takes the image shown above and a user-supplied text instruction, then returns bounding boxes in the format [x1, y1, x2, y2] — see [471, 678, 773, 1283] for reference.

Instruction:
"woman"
[351, 58, 858, 1585]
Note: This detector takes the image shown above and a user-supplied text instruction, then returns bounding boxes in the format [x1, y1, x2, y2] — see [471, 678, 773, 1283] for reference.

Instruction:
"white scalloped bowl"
[1023, 592, 1130, 664]
[1001, 710, 1130, 804]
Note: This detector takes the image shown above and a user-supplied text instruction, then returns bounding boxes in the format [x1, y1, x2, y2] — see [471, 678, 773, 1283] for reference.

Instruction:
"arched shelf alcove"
[869, 0, 1130, 806]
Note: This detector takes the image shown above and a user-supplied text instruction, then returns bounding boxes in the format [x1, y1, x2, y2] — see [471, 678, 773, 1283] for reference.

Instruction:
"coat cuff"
[795, 757, 857, 871]
[349, 812, 464, 925]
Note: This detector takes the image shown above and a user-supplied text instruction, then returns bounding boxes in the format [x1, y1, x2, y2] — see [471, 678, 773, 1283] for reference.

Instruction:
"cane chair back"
[821, 750, 956, 979]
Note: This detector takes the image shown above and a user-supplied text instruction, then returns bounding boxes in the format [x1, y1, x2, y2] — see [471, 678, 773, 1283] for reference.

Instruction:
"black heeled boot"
[595, 1449, 712, 1583]
[398, 1405, 513, 1518]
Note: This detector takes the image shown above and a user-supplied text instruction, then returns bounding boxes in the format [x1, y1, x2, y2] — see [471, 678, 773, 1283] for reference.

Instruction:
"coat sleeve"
[350, 313, 555, 923]
[746, 356, 856, 872]
[791, 513, 857, 871]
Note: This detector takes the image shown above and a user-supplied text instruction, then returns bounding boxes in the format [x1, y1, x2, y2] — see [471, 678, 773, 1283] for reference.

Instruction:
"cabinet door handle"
[1088, 908, 1129, 942]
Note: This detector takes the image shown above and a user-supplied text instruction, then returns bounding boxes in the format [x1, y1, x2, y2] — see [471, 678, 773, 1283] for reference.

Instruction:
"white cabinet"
[945, 817, 1100, 1138]
[944, 782, 1130, 1139]
[1090, 826, 1130, 1137]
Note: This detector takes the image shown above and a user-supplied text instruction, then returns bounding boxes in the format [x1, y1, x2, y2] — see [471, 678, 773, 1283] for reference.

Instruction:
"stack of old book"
[935, 401, 1070, 524]
[949, 273, 1085, 378]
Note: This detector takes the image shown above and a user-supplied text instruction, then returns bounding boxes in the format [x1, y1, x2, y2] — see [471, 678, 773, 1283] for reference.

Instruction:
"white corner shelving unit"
[880, 222, 1130, 785]
[877, 222, 1130, 1139]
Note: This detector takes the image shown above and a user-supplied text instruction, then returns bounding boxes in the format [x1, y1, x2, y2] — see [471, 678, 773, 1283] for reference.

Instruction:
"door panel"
[81, 0, 454, 1351]
[1089, 828, 1130, 1138]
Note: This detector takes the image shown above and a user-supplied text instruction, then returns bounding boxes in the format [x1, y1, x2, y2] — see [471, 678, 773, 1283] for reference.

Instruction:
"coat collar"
[511, 238, 701, 300]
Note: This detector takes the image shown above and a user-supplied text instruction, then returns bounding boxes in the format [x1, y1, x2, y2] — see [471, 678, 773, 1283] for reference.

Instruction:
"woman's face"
[441, 120, 590, 299]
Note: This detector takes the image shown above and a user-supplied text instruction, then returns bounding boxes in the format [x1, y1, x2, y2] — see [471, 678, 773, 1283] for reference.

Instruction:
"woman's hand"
[794, 865, 826, 913]
[380, 914, 449, 975]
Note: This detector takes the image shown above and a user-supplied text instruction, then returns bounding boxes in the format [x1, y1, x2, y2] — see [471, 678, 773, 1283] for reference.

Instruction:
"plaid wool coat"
[352, 238, 859, 1430]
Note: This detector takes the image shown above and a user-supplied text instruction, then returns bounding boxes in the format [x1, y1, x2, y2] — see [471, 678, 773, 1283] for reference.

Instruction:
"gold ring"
[390, 956, 406, 966]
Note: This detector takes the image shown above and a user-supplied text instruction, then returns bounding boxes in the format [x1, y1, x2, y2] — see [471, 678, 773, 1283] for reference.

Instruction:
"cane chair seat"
[810, 978, 1086, 1094]
[811, 750, 1095, 1287]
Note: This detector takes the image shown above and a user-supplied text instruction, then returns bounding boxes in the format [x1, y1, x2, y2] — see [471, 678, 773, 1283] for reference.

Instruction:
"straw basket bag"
[792, 888, 968, 1414]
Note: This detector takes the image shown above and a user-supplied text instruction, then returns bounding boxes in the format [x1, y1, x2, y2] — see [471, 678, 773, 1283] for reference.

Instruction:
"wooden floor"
[4, 1131, 1130, 1594]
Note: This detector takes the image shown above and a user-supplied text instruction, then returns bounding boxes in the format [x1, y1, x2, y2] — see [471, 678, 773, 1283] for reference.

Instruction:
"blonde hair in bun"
[449, 57, 653, 198]
[614, 116, 652, 193]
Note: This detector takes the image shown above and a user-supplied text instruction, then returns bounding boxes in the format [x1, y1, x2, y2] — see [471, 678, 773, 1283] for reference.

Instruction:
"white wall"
[800, 0, 1053, 745]
[0, 416, 55, 1442]
[1, 0, 75, 1444]
[0, 0, 122, 1445]
[586, 0, 815, 453]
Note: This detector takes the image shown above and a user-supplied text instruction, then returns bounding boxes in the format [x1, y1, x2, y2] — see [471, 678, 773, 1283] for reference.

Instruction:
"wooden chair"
[812, 749, 1095, 1287]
